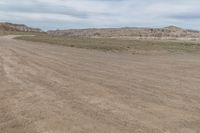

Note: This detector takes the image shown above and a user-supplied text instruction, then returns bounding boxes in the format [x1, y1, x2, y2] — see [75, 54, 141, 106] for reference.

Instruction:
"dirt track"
[0, 36, 200, 133]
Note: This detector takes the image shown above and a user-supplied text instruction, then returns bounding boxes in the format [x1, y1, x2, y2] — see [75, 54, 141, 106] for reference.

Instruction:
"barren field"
[0, 35, 200, 133]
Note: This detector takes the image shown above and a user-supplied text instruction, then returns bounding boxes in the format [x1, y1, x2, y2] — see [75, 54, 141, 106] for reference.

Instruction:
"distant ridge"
[48, 26, 200, 40]
[164, 25, 183, 31]
[0, 22, 42, 32]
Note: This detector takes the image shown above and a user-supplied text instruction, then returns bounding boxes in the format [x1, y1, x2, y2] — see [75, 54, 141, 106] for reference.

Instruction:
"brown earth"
[0, 36, 200, 133]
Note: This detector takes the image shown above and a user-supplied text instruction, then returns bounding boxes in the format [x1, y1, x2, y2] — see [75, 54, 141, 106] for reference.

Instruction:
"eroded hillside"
[48, 26, 200, 40]
[0, 22, 42, 32]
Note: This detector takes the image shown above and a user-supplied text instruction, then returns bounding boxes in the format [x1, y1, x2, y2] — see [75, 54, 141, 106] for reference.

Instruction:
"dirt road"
[0, 36, 200, 133]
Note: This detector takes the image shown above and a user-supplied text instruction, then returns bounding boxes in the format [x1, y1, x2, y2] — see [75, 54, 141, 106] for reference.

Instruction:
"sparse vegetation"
[15, 34, 200, 54]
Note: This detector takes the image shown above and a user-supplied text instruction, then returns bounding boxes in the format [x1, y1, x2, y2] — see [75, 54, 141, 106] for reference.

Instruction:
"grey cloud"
[1, 0, 200, 30]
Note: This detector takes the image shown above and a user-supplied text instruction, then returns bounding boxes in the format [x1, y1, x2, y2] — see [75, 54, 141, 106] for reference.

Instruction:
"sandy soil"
[0, 36, 200, 133]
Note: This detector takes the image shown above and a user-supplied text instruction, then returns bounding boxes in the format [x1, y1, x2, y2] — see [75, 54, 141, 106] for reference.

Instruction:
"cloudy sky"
[0, 0, 200, 30]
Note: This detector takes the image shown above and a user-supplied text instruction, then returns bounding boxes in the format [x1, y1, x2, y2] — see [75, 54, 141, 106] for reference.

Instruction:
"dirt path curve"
[0, 35, 200, 133]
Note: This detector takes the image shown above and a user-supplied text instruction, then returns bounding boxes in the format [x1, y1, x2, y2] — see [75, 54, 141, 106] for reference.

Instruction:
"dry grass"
[15, 34, 200, 54]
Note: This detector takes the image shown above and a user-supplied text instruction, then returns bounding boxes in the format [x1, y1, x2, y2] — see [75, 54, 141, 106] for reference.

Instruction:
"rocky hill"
[48, 26, 200, 40]
[0, 22, 42, 32]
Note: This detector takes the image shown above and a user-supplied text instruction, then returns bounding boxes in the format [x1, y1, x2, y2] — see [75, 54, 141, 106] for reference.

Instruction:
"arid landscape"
[0, 22, 200, 133]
